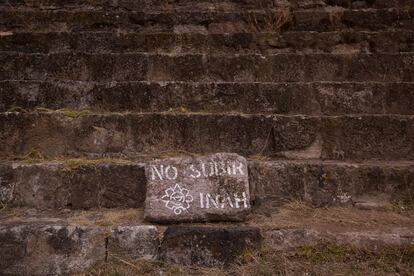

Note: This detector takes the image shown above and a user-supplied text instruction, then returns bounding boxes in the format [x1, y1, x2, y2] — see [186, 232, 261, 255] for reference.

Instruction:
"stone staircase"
[0, 0, 413, 274]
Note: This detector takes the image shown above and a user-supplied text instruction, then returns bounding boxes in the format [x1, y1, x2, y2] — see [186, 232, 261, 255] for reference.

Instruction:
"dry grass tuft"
[7, 106, 28, 113]
[18, 148, 50, 163]
[73, 244, 414, 276]
[392, 198, 414, 214]
[0, 202, 8, 213]
[248, 154, 272, 161]
[33, 108, 127, 117]
[164, 107, 189, 114]
[58, 109, 93, 118]
[34, 107, 54, 113]
[250, 200, 414, 230]
[248, 8, 291, 32]
[285, 199, 315, 213]
[75, 257, 197, 276]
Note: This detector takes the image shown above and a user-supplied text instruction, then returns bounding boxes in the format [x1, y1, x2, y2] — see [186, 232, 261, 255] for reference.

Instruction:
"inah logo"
[161, 184, 193, 215]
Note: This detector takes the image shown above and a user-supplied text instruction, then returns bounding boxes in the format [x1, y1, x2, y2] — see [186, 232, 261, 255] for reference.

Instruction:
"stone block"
[159, 226, 262, 266]
[145, 153, 251, 223]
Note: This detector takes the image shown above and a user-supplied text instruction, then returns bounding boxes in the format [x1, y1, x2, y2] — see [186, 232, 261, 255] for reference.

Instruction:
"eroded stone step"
[0, 206, 412, 274]
[1, 81, 414, 115]
[1, 0, 412, 11]
[326, 0, 413, 9]
[0, 110, 386, 160]
[1, 31, 413, 54]
[2, 0, 289, 11]
[0, 160, 146, 209]
[0, 208, 158, 275]
[2, 53, 413, 82]
[0, 159, 412, 209]
[250, 159, 414, 207]
[1, 8, 413, 33]
[0, 112, 412, 160]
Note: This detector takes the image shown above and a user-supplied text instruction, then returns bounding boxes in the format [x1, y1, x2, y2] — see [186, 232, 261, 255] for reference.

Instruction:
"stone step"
[1, 53, 413, 82]
[1, 0, 412, 11]
[1, 81, 414, 115]
[0, 159, 412, 210]
[1, 31, 413, 54]
[1, 8, 413, 33]
[0, 206, 412, 274]
[1, 112, 412, 160]
[250, 159, 414, 207]
[0, 208, 158, 275]
[326, 0, 413, 9]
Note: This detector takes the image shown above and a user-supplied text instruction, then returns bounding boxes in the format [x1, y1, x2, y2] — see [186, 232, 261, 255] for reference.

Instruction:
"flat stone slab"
[109, 225, 159, 261]
[0, 225, 106, 275]
[0, 223, 159, 275]
[144, 153, 251, 223]
[159, 226, 262, 266]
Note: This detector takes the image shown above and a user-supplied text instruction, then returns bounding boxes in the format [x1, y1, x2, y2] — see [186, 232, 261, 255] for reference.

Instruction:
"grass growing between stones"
[34, 108, 126, 117]
[59, 109, 93, 118]
[74, 244, 414, 276]
[164, 107, 189, 114]
[11, 153, 134, 169]
[18, 148, 51, 163]
[237, 245, 414, 275]
[0, 202, 9, 213]
[62, 158, 132, 171]
[6, 106, 28, 113]
[7, 107, 95, 117]
[250, 200, 414, 230]
[248, 8, 291, 32]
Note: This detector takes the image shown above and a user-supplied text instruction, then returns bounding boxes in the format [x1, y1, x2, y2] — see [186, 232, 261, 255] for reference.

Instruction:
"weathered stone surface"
[159, 226, 262, 266]
[2, 0, 411, 10]
[2, 0, 412, 10]
[327, 0, 413, 9]
[1, 112, 413, 160]
[0, 208, 412, 274]
[321, 115, 414, 160]
[1, 8, 412, 33]
[249, 160, 414, 207]
[0, 215, 160, 275]
[1, 0, 413, 272]
[1, 160, 413, 210]
[2, 81, 414, 115]
[0, 161, 146, 209]
[145, 153, 250, 223]
[2, 53, 414, 82]
[0, 224, 105, 275]
[0, 112, 317, 159]
[264, 227, 414, 251]
[108, 225, 159, 260]
[1, 31, 412, 54]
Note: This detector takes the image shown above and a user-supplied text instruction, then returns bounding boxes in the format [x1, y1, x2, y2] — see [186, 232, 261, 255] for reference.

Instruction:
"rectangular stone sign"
[144, 153, 251, 223]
